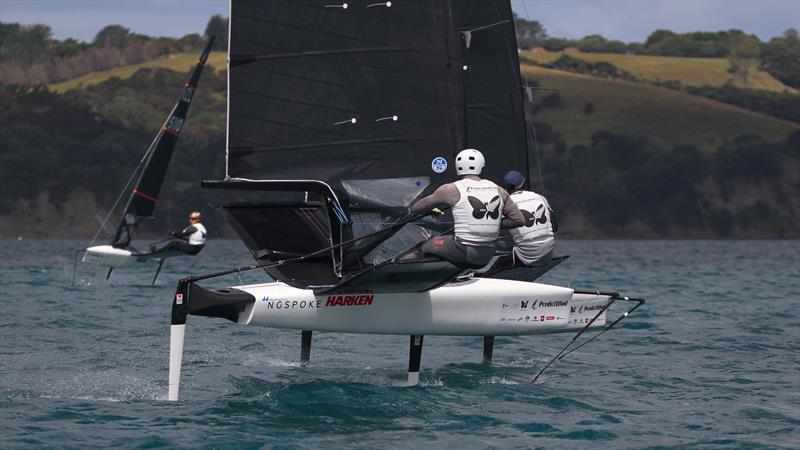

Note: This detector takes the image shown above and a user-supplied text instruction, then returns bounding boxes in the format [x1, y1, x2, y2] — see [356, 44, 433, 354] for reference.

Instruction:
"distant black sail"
[112, 37, 215, 248]
[227, 0, 528, 189]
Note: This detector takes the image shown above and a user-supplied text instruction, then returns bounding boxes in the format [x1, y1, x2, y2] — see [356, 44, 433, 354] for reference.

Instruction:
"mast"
[112, 37, 216, 248]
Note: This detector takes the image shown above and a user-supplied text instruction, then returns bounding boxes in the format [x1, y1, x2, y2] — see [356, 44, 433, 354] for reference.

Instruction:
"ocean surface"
[0, 239, 798, 449]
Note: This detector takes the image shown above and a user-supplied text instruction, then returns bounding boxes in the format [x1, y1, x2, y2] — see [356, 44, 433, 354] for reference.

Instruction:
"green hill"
[2, 53, 797, 239]
[48, 52, 228, 93]
[521, 64, 799, 152]
[520, 49, 795, 93]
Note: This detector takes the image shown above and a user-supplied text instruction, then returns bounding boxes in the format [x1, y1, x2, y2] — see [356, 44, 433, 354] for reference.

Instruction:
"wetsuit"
[506, 190, 556, 265]
[152, 222, 206, 255]
[408, 176, 525, 268]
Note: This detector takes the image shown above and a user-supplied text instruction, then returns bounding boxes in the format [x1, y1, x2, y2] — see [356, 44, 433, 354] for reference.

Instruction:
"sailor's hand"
[430, 208, 443, 217]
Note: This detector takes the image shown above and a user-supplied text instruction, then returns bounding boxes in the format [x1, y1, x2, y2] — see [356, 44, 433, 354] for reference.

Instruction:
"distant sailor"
[402, 149, 525, 268]
[151, 211, 206, 255]
[499, 170, 557, 267]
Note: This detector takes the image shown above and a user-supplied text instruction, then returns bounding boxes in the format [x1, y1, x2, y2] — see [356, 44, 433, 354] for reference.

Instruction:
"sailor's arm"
[410, 184, 459, 214]
[499, 189, 525, 228]
[172, 225, 198, 240]
[544, 196, 558, 233]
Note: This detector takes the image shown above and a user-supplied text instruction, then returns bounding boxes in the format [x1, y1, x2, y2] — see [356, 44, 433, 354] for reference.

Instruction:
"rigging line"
[520, 0, 531, 21]
[531, 296, 618, 384]
[530, 121, 546, 195]
[88, 163, 143, 247]
[89, 103, 177, 247]
[557, 297, 646, 360]
[182, 208, 451, 284]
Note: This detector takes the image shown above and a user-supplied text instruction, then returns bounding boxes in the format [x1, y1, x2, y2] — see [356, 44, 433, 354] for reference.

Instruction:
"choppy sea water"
[0, 239, 798, 449]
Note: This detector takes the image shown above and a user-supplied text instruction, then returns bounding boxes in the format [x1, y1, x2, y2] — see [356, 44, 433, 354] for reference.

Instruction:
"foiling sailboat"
[75, 38, 215, 284]
[167, 1, 644, 400]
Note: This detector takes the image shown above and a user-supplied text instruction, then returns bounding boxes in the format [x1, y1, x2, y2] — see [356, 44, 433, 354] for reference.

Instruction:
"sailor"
[402, 148, 525, 268]
[151, 211, 206, 255]
[499, 170, 557, 267]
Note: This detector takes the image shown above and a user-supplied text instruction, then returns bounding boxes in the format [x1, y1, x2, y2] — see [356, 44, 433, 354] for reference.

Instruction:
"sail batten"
[227, 0, 527, 191]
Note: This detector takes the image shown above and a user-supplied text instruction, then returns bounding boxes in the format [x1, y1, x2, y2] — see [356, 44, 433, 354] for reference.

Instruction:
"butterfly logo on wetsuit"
[468, 195, 501, 220]
[520, 204, 548, 227]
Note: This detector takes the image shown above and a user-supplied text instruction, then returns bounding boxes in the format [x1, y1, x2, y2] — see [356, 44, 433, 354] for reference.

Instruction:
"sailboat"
[76, 38, 215, 284]
[167, 1, 644, 400]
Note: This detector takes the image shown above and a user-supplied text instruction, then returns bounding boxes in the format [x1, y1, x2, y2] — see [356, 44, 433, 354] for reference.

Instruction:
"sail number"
[167, 116, 184, 134]
[181, 87, 194, 103]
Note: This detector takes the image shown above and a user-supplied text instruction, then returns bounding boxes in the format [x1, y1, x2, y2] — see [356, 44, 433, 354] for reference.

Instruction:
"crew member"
[402, 148, 525, 268]
[501, 170, 557, 266]
[150, 210, 206, 255]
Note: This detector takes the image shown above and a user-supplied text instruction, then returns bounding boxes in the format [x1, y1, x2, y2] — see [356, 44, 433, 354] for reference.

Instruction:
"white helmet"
[455, 148, 485, 176]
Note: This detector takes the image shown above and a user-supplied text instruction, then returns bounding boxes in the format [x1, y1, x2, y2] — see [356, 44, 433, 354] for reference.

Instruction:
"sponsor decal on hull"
[264, 298, 322, 310]
[511, 299, 570, 311]
[579, 304, 606, 313]
[259, 294, 376, 310]
[326, 294, 374, 307]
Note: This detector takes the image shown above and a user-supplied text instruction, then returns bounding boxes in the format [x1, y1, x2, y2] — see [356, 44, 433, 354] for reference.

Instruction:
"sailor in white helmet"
[402, 149, 525, 268]
[150, 210, 207, 256]
[498, 170, 557, 267]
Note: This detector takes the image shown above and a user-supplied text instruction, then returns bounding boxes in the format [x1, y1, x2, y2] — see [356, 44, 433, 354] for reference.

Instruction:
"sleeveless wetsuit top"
[452, 179, 504, 243]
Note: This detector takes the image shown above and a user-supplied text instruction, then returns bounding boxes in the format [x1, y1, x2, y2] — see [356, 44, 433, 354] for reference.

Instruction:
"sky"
[0, 0, 798, 44]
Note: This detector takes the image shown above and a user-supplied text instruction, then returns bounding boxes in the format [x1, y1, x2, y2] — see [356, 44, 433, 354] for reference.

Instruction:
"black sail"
[217, 0, 529, 285]
[112, 37, 215, 248]
[227, 0, 527, 187]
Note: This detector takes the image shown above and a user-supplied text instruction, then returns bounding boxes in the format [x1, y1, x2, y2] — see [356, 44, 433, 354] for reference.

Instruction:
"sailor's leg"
[483, 336, 495, 363]
[152, 259, 165, 285]
[407, 335, 424, 385]
[395, 241, 425, 262]
[300, 330, 312, 367]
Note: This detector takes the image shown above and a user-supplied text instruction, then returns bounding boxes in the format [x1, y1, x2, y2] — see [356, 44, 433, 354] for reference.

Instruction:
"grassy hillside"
[520, 49, 795, 93]
[48, 51, 228, 93]
[521, 64, 799, 151]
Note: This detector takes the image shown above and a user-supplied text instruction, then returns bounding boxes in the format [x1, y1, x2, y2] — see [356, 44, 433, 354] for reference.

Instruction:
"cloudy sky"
[1, 0, 797, 44]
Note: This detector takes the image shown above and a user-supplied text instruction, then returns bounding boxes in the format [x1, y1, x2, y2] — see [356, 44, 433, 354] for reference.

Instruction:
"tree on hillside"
[727, 34, 762, 87]
[94, 25, 134, 48]
[512, 13, 546, 49]
[760, 28, 800, 88]
[0, 23, 53, 65]
[644, 28, 762, 58]
[205, 15, 228, 50]
[644, 29, 676, 48]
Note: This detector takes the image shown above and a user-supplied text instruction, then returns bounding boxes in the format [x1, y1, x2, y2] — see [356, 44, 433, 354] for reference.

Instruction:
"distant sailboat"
[75, 37, 215, 285]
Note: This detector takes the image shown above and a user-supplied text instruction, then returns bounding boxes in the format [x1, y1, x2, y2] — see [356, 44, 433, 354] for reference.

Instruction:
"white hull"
[82, 245, 151, 267]
[233, 278, 609, 336]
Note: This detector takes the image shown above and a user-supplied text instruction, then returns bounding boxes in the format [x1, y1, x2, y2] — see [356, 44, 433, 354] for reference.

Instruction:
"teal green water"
[1, 240, 798, 449]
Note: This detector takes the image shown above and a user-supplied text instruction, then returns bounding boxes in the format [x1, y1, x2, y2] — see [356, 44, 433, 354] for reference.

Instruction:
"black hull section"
[172, 280, 255, 326]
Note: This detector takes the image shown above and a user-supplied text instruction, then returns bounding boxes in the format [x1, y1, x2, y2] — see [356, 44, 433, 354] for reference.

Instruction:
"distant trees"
[0, 17, 227, 85]
[536, 54, 639, 82]
[513, 13, 547, 49]
[760, 28, 800, 88]
[204, 15, 229, 50]
[537, 127, 799, 236]
[0, 67, 228, 234]
[0, 23, 61, 66]
[726, 34, 761, 87]
[685, 84, 800, 123]
[94, 25, 138, 48]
